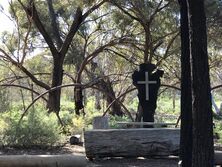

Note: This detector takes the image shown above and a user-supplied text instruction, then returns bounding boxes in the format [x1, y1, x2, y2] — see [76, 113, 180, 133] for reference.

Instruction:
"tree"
[178, 0, 192, 166]
[111, 0, 180, 121]
[187, 0, 214, 166]
[0, 0, 107, 115]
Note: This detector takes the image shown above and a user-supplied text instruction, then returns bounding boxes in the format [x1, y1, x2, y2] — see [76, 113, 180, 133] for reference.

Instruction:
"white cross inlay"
[137, 72, 157, 101]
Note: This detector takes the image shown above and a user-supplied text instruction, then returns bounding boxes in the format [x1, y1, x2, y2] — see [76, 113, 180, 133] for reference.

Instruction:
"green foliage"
[156, 91, 180, 115]
[214, 121, 222, 143]
[109, 115, 131, 128]
[59, 97, 102, 134]
[71, 115, 86, 134]
[0, 108, 63, 147]
[25, 54, 52, 73]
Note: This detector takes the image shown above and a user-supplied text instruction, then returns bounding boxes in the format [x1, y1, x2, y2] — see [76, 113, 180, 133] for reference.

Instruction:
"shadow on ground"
[87, 157, 179, 167]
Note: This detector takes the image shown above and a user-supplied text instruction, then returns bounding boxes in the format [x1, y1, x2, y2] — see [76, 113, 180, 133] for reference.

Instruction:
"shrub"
[214, 121, 222, 144]
[109, 115, 131, 128]
[0, 108, 63, 147]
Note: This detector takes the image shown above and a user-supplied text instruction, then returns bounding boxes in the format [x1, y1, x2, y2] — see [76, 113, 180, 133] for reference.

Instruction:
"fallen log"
[215, 150, 222, 165]
[84, 128, 180, 159]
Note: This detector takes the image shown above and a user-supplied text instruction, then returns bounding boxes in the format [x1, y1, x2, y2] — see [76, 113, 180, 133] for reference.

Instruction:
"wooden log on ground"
[0, 154, 86, 167]
[84, 128, 180, 159]
[116, 122, 176, 128]
[215, 150, 222, 165]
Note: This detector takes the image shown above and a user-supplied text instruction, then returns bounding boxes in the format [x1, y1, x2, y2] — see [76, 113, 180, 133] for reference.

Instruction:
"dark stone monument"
[132, 63, 164, 127]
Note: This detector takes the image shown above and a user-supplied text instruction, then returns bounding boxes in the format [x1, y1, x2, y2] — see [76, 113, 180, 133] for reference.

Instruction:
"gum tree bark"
[187, 0, 214, 166]
[178, 0, 193, 166]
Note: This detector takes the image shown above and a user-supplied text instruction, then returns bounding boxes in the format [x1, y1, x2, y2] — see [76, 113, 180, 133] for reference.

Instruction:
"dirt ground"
[0, 144, 179, 167]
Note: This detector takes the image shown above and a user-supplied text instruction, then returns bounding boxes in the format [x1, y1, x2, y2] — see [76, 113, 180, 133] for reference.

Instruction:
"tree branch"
[60, 1, 107, 57]
[59, 7, 83, 56]
[82, 0, 108, 20]
[112, 1, 143, 25]
[47, 0, 63, 49]
[0, 49, 50, 90]
[22, 1, 58, 56]
[0, 84, 48, 102]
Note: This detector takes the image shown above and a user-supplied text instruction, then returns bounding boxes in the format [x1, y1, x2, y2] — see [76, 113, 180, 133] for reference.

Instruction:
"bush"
[109, 115, 131, 128]
[0, 108, 63, 147]
[214, 121, 222, 144]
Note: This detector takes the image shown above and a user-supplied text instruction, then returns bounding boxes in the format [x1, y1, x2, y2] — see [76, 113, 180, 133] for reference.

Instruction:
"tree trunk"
[74, 86, 84, 115]
[135, 104, 143, 122]
[74, 61, 85, 115]
[47, 56, 64, 113]
[187, 0, 214, 166]
[94, 90, 101, 110]
[99, 79, 124, 116]
[172, 91, 176, 112]
[144, 25, 152, 63]
[178, 0, 193, 166]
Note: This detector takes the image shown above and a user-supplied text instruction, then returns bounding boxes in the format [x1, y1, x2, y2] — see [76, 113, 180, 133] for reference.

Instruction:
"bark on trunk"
[135, 104, 143, 122]
[74, 86, 84, 115]
[47, 56, 64, 113]
[187, 0, 214, 166]
[178, 0, 193, 166]
[99, 79, 124, 116]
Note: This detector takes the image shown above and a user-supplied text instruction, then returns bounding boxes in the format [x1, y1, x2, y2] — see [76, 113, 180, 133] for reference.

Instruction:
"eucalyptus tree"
[178, 0, 192, 166]
[178, 0, 214, 166]
[64, 15, 127, 116]
[63, 4, 138, 116]
[110, 0, 179, 63]
[0, 0, 108, 116]
[109, 0, 180, 120]
[188, 0, 214, 165]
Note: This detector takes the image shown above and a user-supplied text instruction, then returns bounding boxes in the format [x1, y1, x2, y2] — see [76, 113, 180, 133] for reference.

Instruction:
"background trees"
[0, 1, 221, 134]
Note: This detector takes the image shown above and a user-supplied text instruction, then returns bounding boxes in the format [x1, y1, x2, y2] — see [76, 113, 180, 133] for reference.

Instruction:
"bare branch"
[211, 85, 222, 91]
[91, 86, 134, 121]
[0, 49, 50, 90]
[47, 0, 63, 49]
[19, 83, 86, 123]
[156, 32, 180, 66]
[59, 7, 83, 56]
[21, 19, 32, 64]
[105, 48, 138, 65]
[82, 0, 108, 20]
[149, 0, 171, 22]
[112, 1, 143, 25]
[60, 0, 107, 56]
[0, 84, 47, 102]
[102, 87, 136, 120]
[19, 1, 58, 56]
